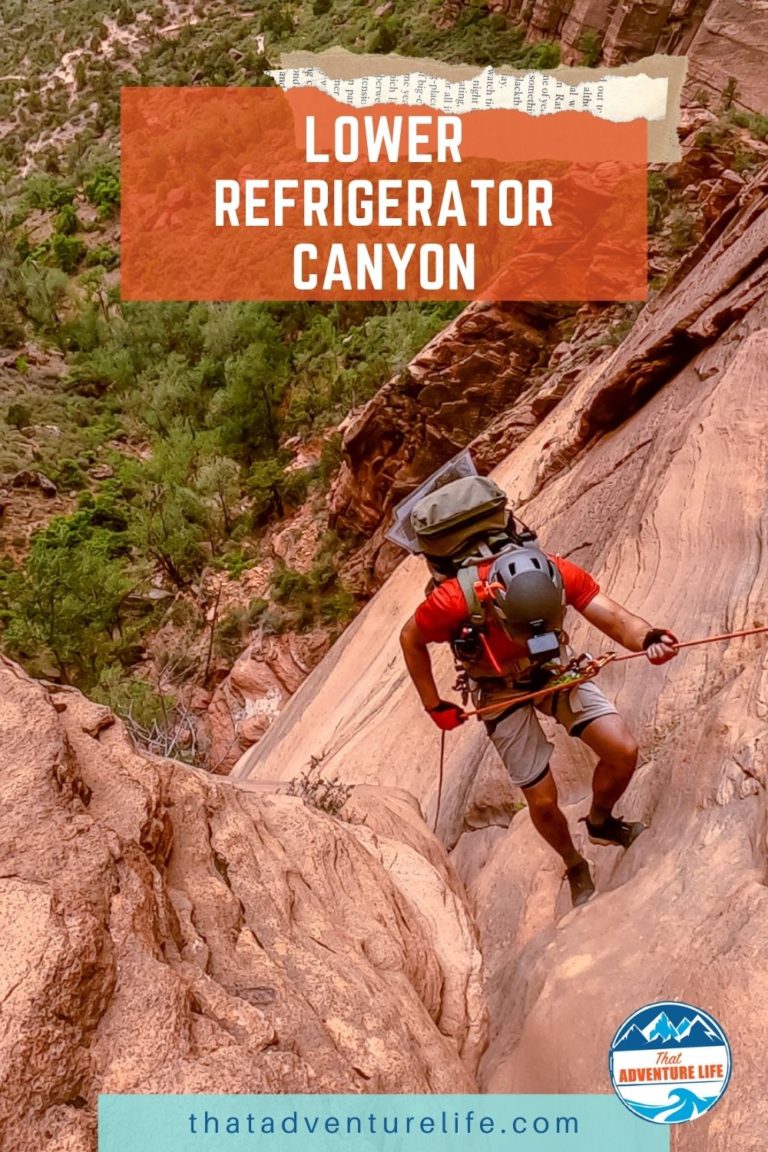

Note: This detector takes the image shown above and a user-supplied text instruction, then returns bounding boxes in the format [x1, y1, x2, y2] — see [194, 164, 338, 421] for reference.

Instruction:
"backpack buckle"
[474, 579, 503, 604]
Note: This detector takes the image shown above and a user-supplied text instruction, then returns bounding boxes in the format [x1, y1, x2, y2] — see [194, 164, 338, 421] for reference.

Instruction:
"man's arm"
[400, 616, 442, 710]
[580, 593, 678, 664]
[400, 616, 467, 728]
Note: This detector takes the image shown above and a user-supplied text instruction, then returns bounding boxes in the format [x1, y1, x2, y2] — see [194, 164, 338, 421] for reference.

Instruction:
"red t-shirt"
[414, 555, 599, 675]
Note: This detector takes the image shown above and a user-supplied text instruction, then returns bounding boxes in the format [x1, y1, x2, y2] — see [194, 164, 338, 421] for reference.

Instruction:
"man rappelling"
[397, 472, 679, 908]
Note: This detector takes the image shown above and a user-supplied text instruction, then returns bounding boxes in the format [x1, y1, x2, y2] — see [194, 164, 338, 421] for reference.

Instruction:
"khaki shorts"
[484, 679, 618, 789]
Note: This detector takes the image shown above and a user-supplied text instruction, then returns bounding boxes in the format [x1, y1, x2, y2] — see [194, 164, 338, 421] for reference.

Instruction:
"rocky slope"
[481, 0, 768, 113]
[234, 163, 768, 1148]
[0, 658, 485, 1151]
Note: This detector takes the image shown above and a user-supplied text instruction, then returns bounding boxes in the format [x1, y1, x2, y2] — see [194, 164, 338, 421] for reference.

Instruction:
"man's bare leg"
[524, 769, 595, 906]
[523, 769, 583, 867]
[578, 713, 640, 825]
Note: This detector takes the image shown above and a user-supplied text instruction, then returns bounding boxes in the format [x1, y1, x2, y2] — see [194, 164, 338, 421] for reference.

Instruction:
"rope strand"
[432, 624, 768, 832]
[610, 624, 768, 662]
[462, 623, 768, 719]
[434, 730, 446, 833]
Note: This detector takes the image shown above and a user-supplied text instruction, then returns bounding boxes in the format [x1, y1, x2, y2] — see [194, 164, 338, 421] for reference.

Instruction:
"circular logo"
[609, 1001, 731, 1124]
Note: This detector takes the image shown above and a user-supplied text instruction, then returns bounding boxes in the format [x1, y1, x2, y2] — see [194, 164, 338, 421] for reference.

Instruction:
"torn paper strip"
[269, 66, 668, 124]
[278, 50, 686, 162]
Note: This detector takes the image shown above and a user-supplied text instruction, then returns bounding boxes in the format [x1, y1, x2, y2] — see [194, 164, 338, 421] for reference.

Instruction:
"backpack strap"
[456, 539, 527, 626]
[457, 565, 485, 626]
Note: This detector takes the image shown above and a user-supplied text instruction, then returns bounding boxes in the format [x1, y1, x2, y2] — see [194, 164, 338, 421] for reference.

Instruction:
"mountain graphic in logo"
[614, 1009, 722, 1050]
[610, 1001, 732, 1126]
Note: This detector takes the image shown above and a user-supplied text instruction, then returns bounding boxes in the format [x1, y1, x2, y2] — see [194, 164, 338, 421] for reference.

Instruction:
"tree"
[196, 454, 242, 545]
[19, 264, 69, 331]
[3, 516, 135, 686]
[124, 430, 210, 587]
[209, 315, 290, 463]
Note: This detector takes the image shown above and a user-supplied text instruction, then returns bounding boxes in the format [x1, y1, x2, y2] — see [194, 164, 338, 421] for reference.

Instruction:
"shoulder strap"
[455, 539, 527, 626]
[456, 566, 484, 626]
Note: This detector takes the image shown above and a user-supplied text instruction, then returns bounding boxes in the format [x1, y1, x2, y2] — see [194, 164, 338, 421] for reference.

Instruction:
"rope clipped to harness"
[465, 652, 616, 718]
[431, 623, 768, 837]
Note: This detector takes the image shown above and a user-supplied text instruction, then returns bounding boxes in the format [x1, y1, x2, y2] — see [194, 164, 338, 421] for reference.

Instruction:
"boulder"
[0, 660, 485, 1150]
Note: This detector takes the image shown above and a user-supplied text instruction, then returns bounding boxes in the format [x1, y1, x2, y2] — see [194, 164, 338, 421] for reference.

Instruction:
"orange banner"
[121, 87, 647, 302]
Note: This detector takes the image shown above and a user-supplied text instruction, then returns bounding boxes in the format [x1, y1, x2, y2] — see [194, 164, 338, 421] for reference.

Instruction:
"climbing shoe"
[581, 814, 647, 848]
[564, 859, 595, 908]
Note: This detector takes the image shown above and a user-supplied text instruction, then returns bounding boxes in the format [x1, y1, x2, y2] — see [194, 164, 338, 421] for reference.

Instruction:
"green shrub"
[54, 458, 88, 490]
[247, 597, 268, 625]
[578, 29, 602, 67]
[729, 109, 768, 142]
[318, 433, 343, 487]
[53, 203, 79, 235]
[1, 511, 140, 688]
[0, 305, 25, 348]
[23, 173, 75, 211]
[6, 403, 31, 429]
[222, 549, 255, 578]
[84, 243, 119, 269]
[92, 668, 170, 731]
[667, 207, 698, 254]
[287, 756, 353, 818]
[270, 551, 355, 634]
[648, 171, 671, 235]
[84, 165, 120, 218]
[212, 606, 253, 660]
[51, 232, 86, 273]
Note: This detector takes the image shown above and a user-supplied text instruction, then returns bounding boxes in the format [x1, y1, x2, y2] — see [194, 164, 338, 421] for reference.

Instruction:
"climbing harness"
[430, 623, 768, 835]
[465, 652, 615, 718]
[462, 624, 768, 718]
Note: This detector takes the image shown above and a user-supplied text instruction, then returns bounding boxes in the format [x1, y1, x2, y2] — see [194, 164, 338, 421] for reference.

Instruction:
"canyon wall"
[235, 165, 768, 1149]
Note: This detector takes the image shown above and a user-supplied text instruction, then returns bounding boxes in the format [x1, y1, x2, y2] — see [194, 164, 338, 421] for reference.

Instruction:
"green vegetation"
[693, 104, 767, 175]
[287, 755, 354, 818]
[0, 1, 560, 171]
[270, 540, 356, 633]
[1, 3, 764, 736]
[1, 496, 143, 687]
[277, 0, 561, 67]
[577, 29, 602, 68]
[0, 293, 455, 704]
[647, 171, 672, 235]
[0, 0, 468, 719]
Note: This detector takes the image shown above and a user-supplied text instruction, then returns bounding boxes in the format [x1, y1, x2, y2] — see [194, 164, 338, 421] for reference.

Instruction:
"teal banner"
[99, 1094, 669, 1151]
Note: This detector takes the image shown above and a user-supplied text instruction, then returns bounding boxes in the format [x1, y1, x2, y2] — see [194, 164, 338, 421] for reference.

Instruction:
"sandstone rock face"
[328, 302, 623, 592]
[206, 630, 330, 772]
[684, 0, 768, 114]
[236, 166, 768, 1146]
[328, 302, 564, 541]
[462, 0, 768, 94]
[0, 660, 485, 1151]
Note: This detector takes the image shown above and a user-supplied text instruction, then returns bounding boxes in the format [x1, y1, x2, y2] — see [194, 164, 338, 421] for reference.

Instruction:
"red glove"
[643, 628, 679, 665]
[427, 701, 467, 731]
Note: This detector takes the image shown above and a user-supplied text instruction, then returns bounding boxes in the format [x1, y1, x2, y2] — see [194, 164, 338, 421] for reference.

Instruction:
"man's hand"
[643, 628, 679, 665]
[581, 594, 680, 663]
[427, 701, 467, 731]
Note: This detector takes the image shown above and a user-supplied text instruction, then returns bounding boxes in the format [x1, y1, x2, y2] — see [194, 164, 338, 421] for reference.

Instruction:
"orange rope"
[460, 624, 768, 720]
[609, 624, 768, 662]
[464, 655, 614, 718]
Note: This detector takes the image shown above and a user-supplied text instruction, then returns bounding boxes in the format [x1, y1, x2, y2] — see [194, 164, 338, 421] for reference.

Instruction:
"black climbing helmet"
[486, 547, 565, 638]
